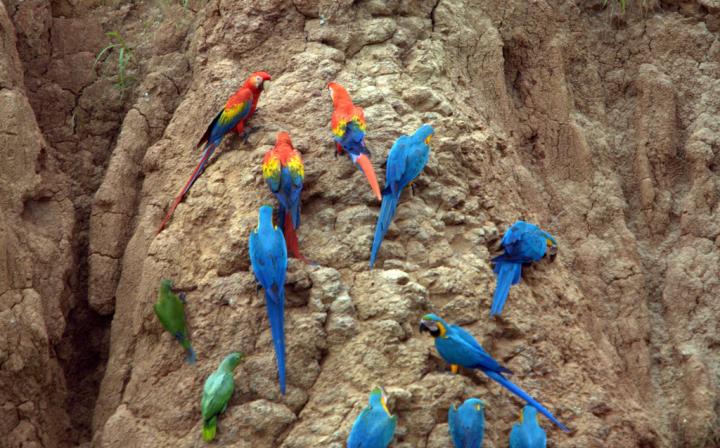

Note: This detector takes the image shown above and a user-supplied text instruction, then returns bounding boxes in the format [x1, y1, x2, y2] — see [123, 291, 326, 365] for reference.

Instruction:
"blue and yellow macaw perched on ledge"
[347, 387, 397, 448]
[369, 124, 434, 268]
[448, 398, 486, 448]
[248, 205, 288, 394]
[327, 81, 382, 201]
[157, 71, 272, 233]
[490, 221, 558, 316]
[419, 314, 569, 433]
[510, 405, 548, 448]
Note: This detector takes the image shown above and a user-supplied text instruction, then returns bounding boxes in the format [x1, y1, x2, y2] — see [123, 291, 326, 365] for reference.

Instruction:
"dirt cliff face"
[2, 0, 720, 446]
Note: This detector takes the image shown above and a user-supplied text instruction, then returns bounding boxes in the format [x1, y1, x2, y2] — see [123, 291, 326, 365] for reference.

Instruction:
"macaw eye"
[256, 76, 262, 85]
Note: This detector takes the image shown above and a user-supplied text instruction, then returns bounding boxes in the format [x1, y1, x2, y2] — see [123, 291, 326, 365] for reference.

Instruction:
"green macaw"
[153, 279, 196, 363]
[201, 352, 243, 442]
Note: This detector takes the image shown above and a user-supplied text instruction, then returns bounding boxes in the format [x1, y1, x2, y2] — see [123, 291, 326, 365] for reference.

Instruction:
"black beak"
[548, 245, 558, 262]
[419, 320, 440, 337]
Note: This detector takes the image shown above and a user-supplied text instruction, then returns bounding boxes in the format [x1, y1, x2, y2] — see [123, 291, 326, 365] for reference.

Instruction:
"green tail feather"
[202, 416, 217, 442]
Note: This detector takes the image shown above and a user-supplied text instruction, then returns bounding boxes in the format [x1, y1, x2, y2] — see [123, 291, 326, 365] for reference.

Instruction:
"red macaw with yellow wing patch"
[157, 71, 271, 233]
[262, 132, 309, 262]
[328, 82, 382, 201]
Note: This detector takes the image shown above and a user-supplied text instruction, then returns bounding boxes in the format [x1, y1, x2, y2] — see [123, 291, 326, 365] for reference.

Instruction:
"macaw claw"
[451, 364, 459, 374]
[178, 292, 187, 304]
[243, 126, 261, 144]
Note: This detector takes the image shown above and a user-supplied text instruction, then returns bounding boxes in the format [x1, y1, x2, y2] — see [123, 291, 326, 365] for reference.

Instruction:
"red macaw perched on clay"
[156, 71, 272, 234]
[327, 82, 382, 201]
[262, 131, 308, 261]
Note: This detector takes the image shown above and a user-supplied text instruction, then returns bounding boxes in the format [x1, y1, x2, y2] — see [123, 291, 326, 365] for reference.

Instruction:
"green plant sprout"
[603, 0, 627, 13]
[94, 31, 134, 90]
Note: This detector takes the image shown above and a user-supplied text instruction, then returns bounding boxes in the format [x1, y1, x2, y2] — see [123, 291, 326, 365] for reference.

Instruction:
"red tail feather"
[156, 147, 214, 234]
[283, 213, 314, 264]
[283, 213, 301, 259]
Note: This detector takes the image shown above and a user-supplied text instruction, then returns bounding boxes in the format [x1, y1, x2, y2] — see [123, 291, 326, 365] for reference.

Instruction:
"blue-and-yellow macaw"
[347, 387, 397, 448]
[248, 205, 288, 394]
[369, 124, 434, 268]
[490, 221, 558, 316]
[419, 314, 569, 432]
[262, 131, 307, 261]
[510, 405, 548, 448]
[448, 398, 485, 448]
[327, 81, 382, 201]
[157, 71, 272, 233]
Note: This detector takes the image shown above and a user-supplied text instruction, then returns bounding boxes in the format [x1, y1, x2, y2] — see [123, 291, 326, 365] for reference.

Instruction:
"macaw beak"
[419, 319, 440, 337]
[547, 244, 558, 262]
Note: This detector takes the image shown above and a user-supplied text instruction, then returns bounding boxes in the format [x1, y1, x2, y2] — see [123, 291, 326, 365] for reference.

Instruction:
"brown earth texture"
[2, 0, 720, 446]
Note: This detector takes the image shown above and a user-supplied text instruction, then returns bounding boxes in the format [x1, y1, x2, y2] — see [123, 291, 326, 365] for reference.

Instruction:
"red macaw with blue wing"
[156, 71, 271, 233]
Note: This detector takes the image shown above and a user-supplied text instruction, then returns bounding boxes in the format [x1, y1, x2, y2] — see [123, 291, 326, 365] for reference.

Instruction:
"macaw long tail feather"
[156, 143, 217, 234]
[485, 371, 570, 432]
[283, 213, 315, 265]
[202, 415, 217, 442]
[283, 213, 301, 259]
[185, 345, 197, 364]
[490, 261, 522, 316]
[369, 190, 399, 269]
[265, 291, 286, 395]
[278, 204, 288, 234]
[355, 153, 382, 201]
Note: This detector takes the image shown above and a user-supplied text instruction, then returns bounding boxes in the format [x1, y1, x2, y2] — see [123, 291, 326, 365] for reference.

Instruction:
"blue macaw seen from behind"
[510, 405, 548, 448]
[490, 221, 558, 316]
[248, 205, 288, 394]
[347, 387, 397, 448]
[448, 398, 485, 448]
[419, 314, 569, 433]
[369, 124, 434, 268]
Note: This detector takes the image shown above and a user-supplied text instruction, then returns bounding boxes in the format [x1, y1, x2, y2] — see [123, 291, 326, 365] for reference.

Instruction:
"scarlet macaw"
[262, 132, 308, 261]
[157, 71, 271, 233]
[327, 81, 382, 201]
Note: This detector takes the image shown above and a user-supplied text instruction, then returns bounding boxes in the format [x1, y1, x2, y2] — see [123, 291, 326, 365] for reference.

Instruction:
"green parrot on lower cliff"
[153, 279, 196, 363]
[201, 352, 244, 442]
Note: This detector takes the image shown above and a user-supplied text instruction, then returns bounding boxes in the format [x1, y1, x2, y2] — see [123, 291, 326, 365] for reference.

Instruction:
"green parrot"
[201, 352, 244, 442]
[153, 279, 196, 363]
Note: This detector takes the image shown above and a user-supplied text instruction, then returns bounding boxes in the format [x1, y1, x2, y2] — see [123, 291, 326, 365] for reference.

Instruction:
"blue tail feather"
[485, 371, 569, 432]
[185, 346, 197, 364]
[369, 191, 399, 268]
[277, 204, 287, 234]
[490, 261, 522, 316]
[290, 199, 301, 229]
[265, 288, 286, 395]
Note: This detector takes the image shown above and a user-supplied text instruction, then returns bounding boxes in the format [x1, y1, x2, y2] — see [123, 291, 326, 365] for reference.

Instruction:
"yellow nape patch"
[437, 321, 447, 338]
[475, 404, 482, 411]
[381, 395, 392, 417]
[546, 239, 554, 246]
[519, 409, 524, 423]
[425, 134, 432, 145]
